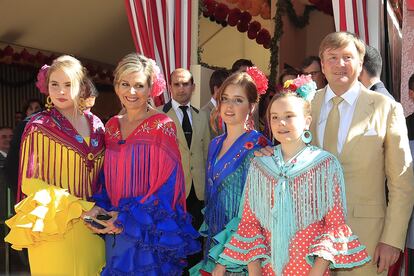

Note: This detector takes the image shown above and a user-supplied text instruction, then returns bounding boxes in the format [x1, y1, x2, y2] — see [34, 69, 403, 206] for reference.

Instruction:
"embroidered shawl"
[247, 145, 347, 275]
[104, 113, 186, 209]
[17, 109, 105, 200]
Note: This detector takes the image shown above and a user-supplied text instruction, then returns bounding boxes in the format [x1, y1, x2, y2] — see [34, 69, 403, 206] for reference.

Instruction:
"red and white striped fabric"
[124, 0, 192, 104]
[331, 0, 370, 44]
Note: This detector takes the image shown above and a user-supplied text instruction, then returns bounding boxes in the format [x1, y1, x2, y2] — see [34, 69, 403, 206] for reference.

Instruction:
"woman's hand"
[254, 146, 273, 157]
[211, 264, 226, 276]
[100, 211, 122, 235]
[308, 257, 329, 276]
[81, 205, 104, 219]
[82, 209, 122, 235]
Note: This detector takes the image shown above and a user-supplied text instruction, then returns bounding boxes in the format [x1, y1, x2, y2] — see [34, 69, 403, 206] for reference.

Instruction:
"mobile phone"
[96, 214, 112, 221]
[83, 216, 107, 229]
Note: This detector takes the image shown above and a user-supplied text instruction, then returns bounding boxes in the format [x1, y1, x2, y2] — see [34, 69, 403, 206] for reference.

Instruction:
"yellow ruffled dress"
[5, 112, 105, 276]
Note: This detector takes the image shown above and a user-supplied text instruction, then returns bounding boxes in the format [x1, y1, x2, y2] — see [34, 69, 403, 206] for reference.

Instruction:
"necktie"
[323, 96, 344, 156]
[179, 105, 192, 147]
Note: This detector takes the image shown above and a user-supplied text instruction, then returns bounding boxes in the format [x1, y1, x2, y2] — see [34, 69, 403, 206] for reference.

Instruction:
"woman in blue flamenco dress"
[190, 69, 270, 275]
[91, 53, 200, 275]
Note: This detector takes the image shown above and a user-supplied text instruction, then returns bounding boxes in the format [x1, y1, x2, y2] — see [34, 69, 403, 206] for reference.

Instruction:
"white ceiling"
[0, 0, 136, 65]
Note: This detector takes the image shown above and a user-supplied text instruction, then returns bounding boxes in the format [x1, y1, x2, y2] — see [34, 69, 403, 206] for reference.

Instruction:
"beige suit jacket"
[201, 100, 223, 138]
[311, 86, 414, 275]
[160, 101, 211, 200]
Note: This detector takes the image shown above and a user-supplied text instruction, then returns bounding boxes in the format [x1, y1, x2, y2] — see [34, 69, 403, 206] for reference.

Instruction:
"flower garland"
[269, 0, 319, 88]
[0, 45, 114, 84]
[198, 0, 329, 83]
[201, 0, 272, 49]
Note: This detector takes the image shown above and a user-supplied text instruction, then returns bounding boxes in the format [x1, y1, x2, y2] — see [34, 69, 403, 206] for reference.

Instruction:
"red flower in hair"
[288, 84, 297, 91]
[244, 141, 254, 150]
[245, 66, 268, 95]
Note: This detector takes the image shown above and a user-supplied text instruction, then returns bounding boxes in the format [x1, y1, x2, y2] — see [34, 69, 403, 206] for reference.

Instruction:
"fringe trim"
[247, 147, 346, 275]
[21, 131, 103, 199]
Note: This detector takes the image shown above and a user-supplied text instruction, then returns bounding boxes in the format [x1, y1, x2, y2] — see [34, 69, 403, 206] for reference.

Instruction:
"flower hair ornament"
[36, 64, 50, 95]
[283, 74, 317, 101]
[148, 58, 166, 98]
[245, 66, 268, 95]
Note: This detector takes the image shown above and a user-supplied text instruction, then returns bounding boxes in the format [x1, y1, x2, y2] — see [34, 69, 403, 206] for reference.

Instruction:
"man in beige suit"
[311, 32, 414, 275]
[161, 68, 210, 268]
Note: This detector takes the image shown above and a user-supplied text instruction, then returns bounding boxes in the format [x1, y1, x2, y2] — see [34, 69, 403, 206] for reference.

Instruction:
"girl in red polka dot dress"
[218, 76, 371, 275]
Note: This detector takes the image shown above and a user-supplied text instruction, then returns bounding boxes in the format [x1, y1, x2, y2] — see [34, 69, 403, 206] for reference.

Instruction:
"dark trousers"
[183, 183, 204, 275]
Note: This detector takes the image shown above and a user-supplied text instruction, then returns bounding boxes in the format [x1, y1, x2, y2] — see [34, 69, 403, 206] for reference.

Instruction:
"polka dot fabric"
[220, 186, 370, 275]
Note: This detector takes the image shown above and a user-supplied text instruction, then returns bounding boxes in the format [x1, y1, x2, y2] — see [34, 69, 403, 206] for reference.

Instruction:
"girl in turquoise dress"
[190, 68, 270, 275]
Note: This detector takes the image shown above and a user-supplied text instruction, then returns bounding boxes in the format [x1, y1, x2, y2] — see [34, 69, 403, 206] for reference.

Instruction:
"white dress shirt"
[317, 82, 361, 154]
[171, 99, 193, 126]
[0, 150, 7, 158]
[210, 98, 217, 108]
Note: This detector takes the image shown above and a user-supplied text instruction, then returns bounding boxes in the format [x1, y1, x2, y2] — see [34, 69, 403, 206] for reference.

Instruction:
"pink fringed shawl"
[104, 113, 186, 209]
[17, 109, 105, 200]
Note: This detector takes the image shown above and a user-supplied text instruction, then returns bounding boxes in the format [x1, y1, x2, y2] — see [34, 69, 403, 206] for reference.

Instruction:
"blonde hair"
[319, 32, 366, 61]
[113, 53, 154, 88]
[47, 55, 87, 112]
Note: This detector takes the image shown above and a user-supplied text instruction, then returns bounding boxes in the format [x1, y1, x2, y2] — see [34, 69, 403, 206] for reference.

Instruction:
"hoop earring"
[45, 96, 54, 111]
[301, 130, 312, 144]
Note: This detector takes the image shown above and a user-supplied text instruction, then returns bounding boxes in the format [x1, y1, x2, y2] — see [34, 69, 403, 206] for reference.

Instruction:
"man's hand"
[211, 264, 226, 276]
[254, 146, 273, 157]
[373, 242, 401, 273]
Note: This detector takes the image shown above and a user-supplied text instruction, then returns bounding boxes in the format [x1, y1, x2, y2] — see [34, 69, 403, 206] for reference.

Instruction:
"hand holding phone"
[83, 215, 110, 230]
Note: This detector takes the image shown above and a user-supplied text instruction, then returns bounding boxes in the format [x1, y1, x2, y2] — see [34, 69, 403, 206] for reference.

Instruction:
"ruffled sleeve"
[306, 203, 371, 269]
[218, 187, 270, 269]
[5, 179, 93, 250]
[5, 126, 94, 250]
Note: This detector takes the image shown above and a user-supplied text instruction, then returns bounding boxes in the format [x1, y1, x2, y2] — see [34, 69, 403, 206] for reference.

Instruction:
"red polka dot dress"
[219, 146, 371, 275]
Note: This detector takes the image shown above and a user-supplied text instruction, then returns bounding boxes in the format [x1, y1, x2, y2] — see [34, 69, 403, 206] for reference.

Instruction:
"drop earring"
[301, 130, 312, 144]
[45, 96, 54, 111]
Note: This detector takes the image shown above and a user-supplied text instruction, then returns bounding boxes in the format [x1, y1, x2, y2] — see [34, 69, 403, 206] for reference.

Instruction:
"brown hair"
[265, 92, 311, 140]
[211, 72, 259, 133]
[319, 32, 366, 61]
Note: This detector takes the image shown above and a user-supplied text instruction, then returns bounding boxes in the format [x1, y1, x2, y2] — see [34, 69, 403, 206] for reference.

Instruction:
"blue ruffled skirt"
[100, 195, 200, 276]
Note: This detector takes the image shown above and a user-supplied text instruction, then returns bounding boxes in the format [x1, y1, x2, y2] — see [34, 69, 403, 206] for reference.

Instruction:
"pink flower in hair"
[245, 66, 268, 95]
[292, 74, 313, 88]
[36, 64, 50, 95]
[149, 59, 166, 98]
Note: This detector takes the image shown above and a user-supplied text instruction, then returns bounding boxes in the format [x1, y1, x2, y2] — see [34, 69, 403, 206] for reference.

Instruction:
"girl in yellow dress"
[5, 55, 105, 275]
